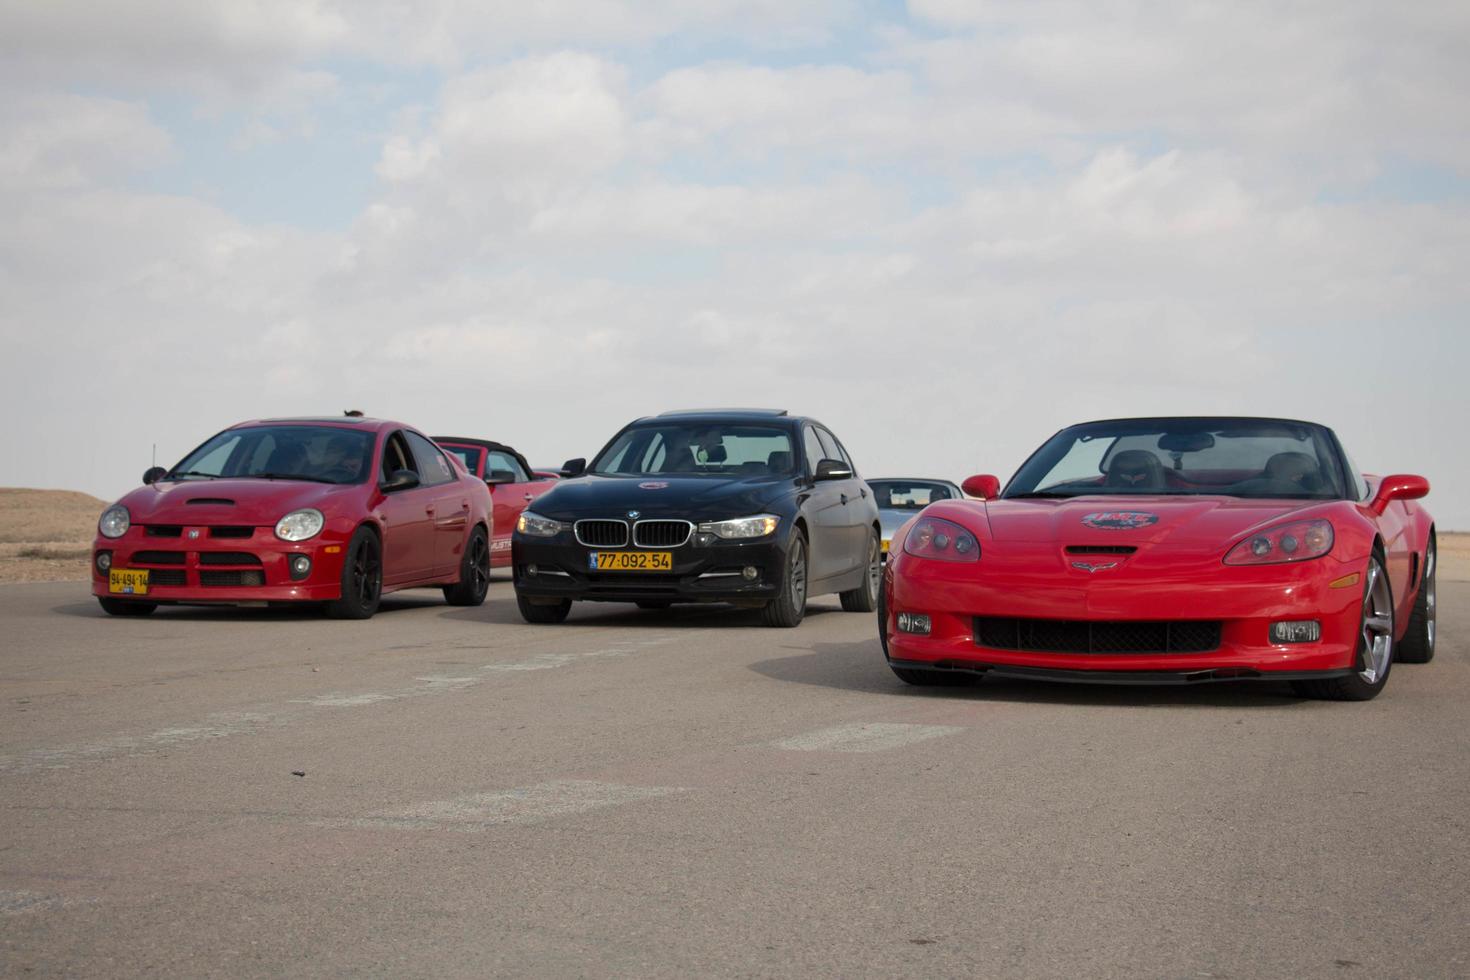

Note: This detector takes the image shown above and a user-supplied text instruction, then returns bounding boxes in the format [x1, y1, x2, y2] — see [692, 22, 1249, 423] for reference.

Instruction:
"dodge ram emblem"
[1081, 511, 1158, 531]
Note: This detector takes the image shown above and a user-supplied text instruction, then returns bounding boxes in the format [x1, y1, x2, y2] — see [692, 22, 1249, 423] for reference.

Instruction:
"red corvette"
[92, 417, 494, 618]
[881, 417, 1436, 700]
[432, 437, 557, 566]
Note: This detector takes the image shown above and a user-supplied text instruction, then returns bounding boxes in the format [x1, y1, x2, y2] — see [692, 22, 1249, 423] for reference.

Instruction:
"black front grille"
[1065, 545, 1138, 555]
[199, 570, 265, 587]
[148, 569, 187, 586]
[575, 520, 629, 548]
[198, 552, 262, 566]
[144, 526, 183, 538]
[975, 617, 1221, 654]
[132, 551, 185, 565]
[209, 526, 255, 539]
[633, 520, 692, 548]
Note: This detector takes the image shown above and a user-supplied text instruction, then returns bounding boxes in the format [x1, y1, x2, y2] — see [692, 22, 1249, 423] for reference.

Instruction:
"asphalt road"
[2, 578, 1467, 979]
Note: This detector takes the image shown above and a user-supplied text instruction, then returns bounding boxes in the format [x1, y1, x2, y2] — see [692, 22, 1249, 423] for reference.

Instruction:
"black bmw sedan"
[511, 409, 882, 627]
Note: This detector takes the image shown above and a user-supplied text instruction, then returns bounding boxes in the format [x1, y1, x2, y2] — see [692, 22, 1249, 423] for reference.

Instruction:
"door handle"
[523, 494, 534, 501]
[840, 493, 848, 505]
[426, 506, 436, 515]
[860, 487, 868, 498]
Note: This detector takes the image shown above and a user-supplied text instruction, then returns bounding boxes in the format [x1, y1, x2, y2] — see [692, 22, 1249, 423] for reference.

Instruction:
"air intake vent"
[575, 520, 629, 548]
[187, 498, 235, 506]
[975, 617, 1221, 654]
[633, 520, 692, 548]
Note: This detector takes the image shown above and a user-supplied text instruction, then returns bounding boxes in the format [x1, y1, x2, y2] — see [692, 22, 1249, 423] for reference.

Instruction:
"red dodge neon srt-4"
[881, 417, 1436, 701]
[93, 417, 494, 619]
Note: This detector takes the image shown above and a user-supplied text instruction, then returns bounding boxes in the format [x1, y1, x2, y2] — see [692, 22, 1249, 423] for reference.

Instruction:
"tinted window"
[442, 446, 483, 477]
[802, 426, 826, 476]
[1007, 419, 1347, 500]
[818, 428, 857, 475]
[486, 450, 530, 482]
[406, 431, 455, 487]
[171, 425, 374, 485]
[381, 432, 415, 482]
[868, 481, 958, 509]
[592, 423, 795, 477]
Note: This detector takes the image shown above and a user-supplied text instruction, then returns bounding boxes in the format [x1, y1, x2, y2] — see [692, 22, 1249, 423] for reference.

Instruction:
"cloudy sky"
[2, 0, 1467, 526]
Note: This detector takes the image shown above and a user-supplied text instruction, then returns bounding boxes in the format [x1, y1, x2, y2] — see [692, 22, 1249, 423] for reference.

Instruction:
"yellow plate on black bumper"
[589, 551, 672, 572]
[109, 568, 149, 595]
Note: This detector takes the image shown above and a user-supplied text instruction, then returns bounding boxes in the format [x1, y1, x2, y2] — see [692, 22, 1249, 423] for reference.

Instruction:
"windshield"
[169, 425, 376, 485]
[591, 423, 796, 477]
[1005, 419, 1346, 500]
[869, 480, 960, 510]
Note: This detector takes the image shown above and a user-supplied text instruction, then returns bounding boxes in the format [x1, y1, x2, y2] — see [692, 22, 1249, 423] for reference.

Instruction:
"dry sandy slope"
[0, 486, 1464, 585]
[0, 488, 106, 583]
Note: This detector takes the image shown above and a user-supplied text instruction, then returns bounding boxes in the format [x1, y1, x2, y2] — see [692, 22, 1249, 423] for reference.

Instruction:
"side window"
[406, 431, 454, 487]
[1341, 448, 1369, 501]
[802, 426, 827, 477]
[486, 450, 530, 483]
[820, 428, 857, 475]
[381, 432, 418, 483]
[442, 446, 482, 477]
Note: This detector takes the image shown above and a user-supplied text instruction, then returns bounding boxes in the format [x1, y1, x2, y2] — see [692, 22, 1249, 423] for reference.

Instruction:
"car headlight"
[903, 517, 980, 562]
[697, 514, 779, 540]
[1224, 519, 1333, 565]
[98, 505, 130, 539]
[517, 511, 566, 537]
[275, 508, 325, 542]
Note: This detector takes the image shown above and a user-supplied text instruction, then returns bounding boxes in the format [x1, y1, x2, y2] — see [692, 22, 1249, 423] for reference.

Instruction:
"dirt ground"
[0, 486, 1464, 585]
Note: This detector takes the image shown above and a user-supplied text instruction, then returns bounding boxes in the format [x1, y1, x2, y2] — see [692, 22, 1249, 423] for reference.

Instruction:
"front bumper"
[513, 531, 788, 603]
[885, 551, 1366, 678]
[92, 527, 348, 605]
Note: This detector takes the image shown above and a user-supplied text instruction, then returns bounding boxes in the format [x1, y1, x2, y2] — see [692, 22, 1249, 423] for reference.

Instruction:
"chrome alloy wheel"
[789, 539, 808, 614]
[1358, 560, 1394, 685]
[1425, 542, 1437, 654]
[865, 537, 881, 601]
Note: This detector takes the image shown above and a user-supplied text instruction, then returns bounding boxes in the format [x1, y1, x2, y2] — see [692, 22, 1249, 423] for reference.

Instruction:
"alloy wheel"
[1358, 560, 1394, 684]
[354, 538, 382, 608]
[470, 534, 490, 596]
[1425, 543, 1437, 654]
[789, 540, 807, 613]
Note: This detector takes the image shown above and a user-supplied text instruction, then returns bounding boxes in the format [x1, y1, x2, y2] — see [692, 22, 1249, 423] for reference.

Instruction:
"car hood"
[116, 478, 360, 526]
[529, 474, 798, 521]
[944, 495, 1332, 555]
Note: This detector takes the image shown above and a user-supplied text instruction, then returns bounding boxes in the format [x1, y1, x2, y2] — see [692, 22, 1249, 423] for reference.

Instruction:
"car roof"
[236, 416, 394, 430]
[653, 408, 788, 419]
[1072, 415, 1323, 428]
[432, 436, 521, 453]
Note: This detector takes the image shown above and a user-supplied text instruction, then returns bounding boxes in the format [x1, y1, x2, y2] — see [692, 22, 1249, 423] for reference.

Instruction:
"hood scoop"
[1065, 545, 1137, 555]
[186, 498, 235, 506]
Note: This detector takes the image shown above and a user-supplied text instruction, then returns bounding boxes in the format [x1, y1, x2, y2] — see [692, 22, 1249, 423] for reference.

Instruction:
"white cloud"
[0, 92, 171, 190]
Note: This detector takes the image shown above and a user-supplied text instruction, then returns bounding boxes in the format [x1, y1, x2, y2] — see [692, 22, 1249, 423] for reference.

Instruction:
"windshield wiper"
[246, 472, 340, 484]
[166, 470, 217, 480]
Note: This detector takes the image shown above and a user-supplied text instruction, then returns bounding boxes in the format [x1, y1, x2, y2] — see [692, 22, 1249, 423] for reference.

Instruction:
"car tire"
[1291, 553, 1393, 701]
[442, 526, 491, 607]
[1397, 535, 1436, 664]
[517, 592, 572, 624]
[98, 597, 157, 617]
[325, 526, 382, 620]
[839, 530, 880, 612]
[761, 532, 808, 628]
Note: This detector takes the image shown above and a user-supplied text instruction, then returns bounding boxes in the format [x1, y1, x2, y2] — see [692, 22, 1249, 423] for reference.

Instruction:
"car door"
[816, 426, 871, 575]
[800, 424, 848, 584]
[375, 430, 437, 585]
[484, 449, 550, 566]
[405, 430, 470, 579]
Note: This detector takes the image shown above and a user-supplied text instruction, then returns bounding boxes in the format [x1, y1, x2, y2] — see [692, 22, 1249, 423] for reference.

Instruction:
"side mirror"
[561, 457, 587, 478]
[1370, 473, 1429, 514]
[961, 474, 1002, 499]
[142, 466, 168, 485]
[485, 469, 517, 487]
[814, 458, 853, 481]
[380, 468, 420, 493]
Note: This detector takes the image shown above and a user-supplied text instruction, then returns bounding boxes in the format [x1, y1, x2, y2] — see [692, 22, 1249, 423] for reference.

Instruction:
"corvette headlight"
[98, 505, 130, 539]
[698, 514, 779, 540]
[517, 511, 566, 537]
[903, 517, 980, 562]
[1224, 519, 1333, 565]
[275, 508, 325, 542]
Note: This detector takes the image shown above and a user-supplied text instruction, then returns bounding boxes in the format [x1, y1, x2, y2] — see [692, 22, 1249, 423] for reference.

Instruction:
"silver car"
[866, 478, 965, 559]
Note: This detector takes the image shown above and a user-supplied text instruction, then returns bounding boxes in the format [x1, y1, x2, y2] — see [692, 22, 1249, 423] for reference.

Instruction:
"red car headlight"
[1224, 519, 1333, 565]
[903, 517, 980, 562]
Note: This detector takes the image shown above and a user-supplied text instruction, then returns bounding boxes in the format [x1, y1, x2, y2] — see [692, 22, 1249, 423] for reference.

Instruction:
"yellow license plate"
[109, 568, 149, 595]
[589, 551, 673, 572]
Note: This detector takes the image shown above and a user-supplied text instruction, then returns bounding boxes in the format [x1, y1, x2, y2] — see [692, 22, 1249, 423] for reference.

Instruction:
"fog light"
[897, 612, 931, 635]
[742, 565, 759, 581]
[289, 554, 312, 581]
[1271, 620, 1321, 644]
[694, 532, 716, 547]
[95, 551, 112, 572]
[526, 564, 538, 577]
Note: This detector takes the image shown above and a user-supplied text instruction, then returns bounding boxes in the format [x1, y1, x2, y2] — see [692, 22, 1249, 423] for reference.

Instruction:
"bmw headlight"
[517, 511, 566, 537]
[98, 505, 130, 539]
[275, 508, 325, 542]
[698, 514, 780, 540]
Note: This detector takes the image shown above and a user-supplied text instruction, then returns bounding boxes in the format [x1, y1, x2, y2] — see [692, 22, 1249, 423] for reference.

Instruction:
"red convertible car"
[433, 437, 557, 566]
[92, 417, 494, 618]
[881, 417, 1436, 700]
